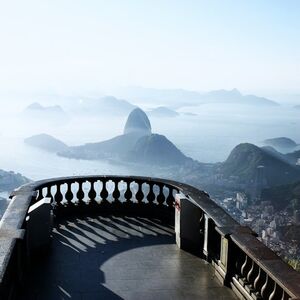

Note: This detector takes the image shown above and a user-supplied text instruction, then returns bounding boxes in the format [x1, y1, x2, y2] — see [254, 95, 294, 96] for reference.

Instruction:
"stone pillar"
[214, 230, 230, 285]
[26, 197, 52, 256]
[175, 194, 203, 255]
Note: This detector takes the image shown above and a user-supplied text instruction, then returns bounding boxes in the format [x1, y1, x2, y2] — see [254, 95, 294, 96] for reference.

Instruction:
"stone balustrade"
[0, 175, 299, 299]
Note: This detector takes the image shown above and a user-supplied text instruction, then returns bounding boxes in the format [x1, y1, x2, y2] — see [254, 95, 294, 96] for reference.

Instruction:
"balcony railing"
[0, 175, 300, 299]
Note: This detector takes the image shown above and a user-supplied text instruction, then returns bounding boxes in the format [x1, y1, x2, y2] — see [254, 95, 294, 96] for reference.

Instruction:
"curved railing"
[0, 175, 300, 300]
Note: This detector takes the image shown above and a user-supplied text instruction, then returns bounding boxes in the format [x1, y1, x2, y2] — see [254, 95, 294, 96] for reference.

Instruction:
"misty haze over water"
[0, 95, 299, 181]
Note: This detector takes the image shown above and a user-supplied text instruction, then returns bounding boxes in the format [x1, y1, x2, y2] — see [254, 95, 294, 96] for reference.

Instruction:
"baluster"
[240, 255, 251, 285]
[37, 188, 44, 201]
[112, 179, 121, 203]
[254, 267, 261, 290]
[157, 184, 165, 205]
[166, 186, 174, 208]
[45, 185, 53, 201]
[234, 250, 244, 279]
[88, 180, 97, 202]
[247, 260, 257, 288]
[281, 289, 288, 300]
[100, 179, 109, 203]
[261, 274, 271, 299]
[124, 180, 132, 203]
[146, 182, 155, 204]
[54, 183, 63, 208]
[65, 182, 74, 204]
[135, 182, 144, 204]
[76, 181, 85, 205]
[269, 282, 282, 300]
[253, 268, 266, 298]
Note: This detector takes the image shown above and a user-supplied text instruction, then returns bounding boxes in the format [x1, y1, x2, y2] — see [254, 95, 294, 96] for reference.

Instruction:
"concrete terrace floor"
[23, 215, 237, 300]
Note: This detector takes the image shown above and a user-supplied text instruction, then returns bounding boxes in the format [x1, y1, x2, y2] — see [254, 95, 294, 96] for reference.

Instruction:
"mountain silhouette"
[127, 134, 190, 166]
[123, 108, 151, 135]
[25, 134, 68, 153]
[57, 108, 189, 166]
[219, 143, 300, 186]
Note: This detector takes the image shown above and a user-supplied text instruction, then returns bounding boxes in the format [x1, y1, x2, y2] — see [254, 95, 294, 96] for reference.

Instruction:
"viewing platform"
[1, 176, 300, 300]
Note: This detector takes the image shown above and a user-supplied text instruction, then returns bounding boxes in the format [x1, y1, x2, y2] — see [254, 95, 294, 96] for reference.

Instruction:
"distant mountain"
[261, 146, 287, 160]
[127, 134, 191, 166]
[183, 112, 198, 116]
[263, 137, 298, 152]
[261, 143, 300, 167]
[0, 170, 30, 218]
[148, 107, 179, 118]
[242, 94, 278, 106]
[25, 134, 68, 153]
[23, 102, 66, 118]
[261, 181, 300, 211]
[124, 108, 151, 135]
[112, 87, 279, 107]
[59, 108, 152, 161]
[59, 133, 143, 160]
[260, 146, 299, 168]
[285, 150, 300, 166]
[0, 197, 9, 218]
[201, 89, 279, 106]
[59, 108, 193, 167]
[112, 86, 202, 107]
[204, 88, 242, 101]
[0, 169, 30, 192]
[73, 96, 136, 116]
[218, 143, 300, 186]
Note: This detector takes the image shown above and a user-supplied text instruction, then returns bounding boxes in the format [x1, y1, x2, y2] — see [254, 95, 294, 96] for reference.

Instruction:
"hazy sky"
[0, 0, 299, 95]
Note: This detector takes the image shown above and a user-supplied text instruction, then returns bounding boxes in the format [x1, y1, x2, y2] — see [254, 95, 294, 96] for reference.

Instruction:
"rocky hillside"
[263, 137, 298, 152]
[127, 134, 191, 166]
[75, 96, 136, 116]
[23, 102, 66, 118]
[25, 134, 68, 153]
[57, 108, 192, 167]
[285, 150, 300, 165]
[261, 181, 300, 210]
[123, 108, 152, 135]
[218, 143, 300, 186]
[0, 169, 30, 192]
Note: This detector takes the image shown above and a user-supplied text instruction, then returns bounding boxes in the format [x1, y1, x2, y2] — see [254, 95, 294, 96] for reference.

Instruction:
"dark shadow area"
[21, 214, 237, 300]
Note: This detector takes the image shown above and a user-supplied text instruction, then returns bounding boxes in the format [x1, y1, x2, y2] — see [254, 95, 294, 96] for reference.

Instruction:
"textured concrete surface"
[23, 215, 237, 300]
